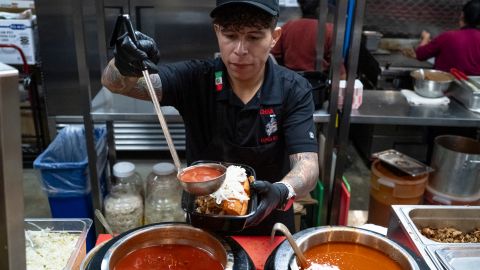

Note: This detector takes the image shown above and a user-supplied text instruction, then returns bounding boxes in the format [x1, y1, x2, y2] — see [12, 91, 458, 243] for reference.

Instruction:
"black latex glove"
[245, 181, 289, 227]
[113, 31, 160, 77]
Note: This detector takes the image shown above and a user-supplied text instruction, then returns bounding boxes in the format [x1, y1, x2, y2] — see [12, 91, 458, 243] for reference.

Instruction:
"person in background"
[416, 0, 480, 75]
[101, 0, 319, 235]
[271, 0, 346, 78]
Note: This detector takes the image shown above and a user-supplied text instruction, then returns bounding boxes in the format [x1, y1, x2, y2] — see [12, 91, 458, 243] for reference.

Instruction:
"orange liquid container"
[368, 160, 428, 226]
[424, 185, 480, 206]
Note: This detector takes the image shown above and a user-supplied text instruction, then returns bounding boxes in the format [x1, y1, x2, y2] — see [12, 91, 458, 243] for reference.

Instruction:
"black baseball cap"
[210, 0, 280, 17]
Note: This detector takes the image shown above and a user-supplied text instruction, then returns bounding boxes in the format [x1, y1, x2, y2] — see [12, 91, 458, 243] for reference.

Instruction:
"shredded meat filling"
[421, 227, 480, 243]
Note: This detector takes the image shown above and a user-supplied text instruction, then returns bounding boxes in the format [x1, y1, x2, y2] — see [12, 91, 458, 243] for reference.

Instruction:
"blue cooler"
[34, 126, 108, 251]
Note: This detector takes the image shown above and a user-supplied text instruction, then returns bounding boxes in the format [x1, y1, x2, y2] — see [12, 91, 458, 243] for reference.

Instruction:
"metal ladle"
[95, 209, 115, 237]
[271, 223, 311, 269]
[118, 14, 182, 171]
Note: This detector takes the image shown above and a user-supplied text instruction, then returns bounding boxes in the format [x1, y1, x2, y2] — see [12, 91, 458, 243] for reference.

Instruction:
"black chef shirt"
[158, 57, 317, 234]
[159, 57, 317, 174]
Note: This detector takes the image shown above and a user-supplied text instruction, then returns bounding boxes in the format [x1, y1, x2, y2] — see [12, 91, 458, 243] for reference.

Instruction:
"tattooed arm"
[280, 152, 319, 198]
[101, 59, 163, 101]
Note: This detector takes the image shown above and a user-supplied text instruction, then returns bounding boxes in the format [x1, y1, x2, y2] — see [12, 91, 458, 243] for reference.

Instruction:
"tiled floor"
[23, 142, 372, 227]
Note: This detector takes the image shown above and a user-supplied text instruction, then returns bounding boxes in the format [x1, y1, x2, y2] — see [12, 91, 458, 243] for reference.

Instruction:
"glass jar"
[113, 161, 143, 197]
[144, 162, 184, 224]
[103, 182, 143, 234]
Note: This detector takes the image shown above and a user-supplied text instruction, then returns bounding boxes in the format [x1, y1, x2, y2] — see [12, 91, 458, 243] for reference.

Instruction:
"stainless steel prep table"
[350, 90, 480, 127]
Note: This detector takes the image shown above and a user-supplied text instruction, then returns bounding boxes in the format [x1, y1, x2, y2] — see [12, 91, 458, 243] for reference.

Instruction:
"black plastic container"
[181, 161, 258, 233]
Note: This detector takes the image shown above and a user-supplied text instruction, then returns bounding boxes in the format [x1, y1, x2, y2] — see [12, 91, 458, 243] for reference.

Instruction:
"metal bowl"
[270, 226, 420, 270]
[178, 162, 227, 196]
[411, 69, 454, 98]
[100, 223, 234, 270]
[80, 241, 107, 270]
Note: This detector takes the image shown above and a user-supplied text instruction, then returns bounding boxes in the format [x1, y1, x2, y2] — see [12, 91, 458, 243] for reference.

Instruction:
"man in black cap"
[102, 0, 319, 234]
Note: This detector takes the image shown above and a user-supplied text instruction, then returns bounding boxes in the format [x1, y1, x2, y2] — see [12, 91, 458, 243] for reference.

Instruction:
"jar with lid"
[144, 162, 184, 224]
[113, 161, 143, 197]
[103, 182, 143, 234]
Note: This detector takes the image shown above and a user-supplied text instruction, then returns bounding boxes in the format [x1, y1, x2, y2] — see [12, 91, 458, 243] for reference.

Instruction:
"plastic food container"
[424, 185, 480, 206]
[362, 31, 383, 51]
[181, 161, 258, 232]
[25, 218, 92, 270]
[368, 159, 428, 226]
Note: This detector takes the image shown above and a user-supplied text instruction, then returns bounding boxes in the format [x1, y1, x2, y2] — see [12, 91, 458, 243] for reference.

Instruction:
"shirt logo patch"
[215, 71, 223, 91]
[265, 115, 278, 136]
[260, 108, 274, 115]
[309, 131, 315, 139]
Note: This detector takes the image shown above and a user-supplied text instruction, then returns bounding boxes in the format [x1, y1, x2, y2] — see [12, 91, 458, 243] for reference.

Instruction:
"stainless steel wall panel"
[36, 0, 105, 116]
[150, 0, 217, 62]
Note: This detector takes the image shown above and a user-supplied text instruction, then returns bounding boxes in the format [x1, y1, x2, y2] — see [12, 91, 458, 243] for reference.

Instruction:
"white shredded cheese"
[25, 229, 79, 270]
[210, 165, 249, 204]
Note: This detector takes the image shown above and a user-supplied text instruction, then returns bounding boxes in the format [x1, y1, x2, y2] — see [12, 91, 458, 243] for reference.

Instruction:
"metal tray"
[426, 245, 480, 270]
[182, 161, 258, 233]
[449, 76, 480, 113]
[407, 207, 480, 246]
[372, 149, 433, 177]
[388, 205, 480, 269]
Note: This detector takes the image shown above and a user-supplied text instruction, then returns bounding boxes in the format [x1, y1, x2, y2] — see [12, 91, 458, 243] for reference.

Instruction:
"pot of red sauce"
[100, 223, 234, 270]
[178, 163, 227, 196]
[269, 226, 421, 270]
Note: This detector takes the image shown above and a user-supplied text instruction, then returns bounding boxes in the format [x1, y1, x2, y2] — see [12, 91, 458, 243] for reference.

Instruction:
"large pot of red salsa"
[267, 226, 422, 270]
[100, 223, 234, 270]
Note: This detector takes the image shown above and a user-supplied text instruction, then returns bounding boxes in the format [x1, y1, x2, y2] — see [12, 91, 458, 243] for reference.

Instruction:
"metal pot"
[429, 135, 480, 197]
[80, 241, 106, 270]
[100, 223, 234, 270]
[411, 69, 454, 98]
[268, 226, 420, 270]
[362, 31, 383, 51]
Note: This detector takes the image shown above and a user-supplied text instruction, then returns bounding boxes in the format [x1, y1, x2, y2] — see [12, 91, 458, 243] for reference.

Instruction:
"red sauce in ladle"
[179, 166, 223, 182]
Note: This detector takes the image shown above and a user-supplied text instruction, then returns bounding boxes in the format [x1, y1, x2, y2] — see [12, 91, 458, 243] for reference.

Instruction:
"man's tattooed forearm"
[102, 59, 163, 102]
[133, 74, 163, 101]
[282, 152, 319, 197]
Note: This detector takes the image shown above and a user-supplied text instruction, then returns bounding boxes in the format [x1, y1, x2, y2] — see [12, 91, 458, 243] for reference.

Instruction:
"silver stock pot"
[267, 226, 421, 270]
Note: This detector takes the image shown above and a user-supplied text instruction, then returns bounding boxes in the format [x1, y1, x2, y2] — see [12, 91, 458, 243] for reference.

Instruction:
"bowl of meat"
[181, 161, 258, 232]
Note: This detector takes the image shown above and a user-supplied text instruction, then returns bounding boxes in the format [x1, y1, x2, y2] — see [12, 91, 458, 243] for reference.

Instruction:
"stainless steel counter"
[351, 90, 480, 127]
[61, 88, 480, 128]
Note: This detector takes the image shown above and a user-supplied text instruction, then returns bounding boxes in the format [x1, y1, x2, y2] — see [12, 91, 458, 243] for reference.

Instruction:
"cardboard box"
[0, 16, 37, 65]
[0, 1, 35, 9]
[338, 79, 364, 110]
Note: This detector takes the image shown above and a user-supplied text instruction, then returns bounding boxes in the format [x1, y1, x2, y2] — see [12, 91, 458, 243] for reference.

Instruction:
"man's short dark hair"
[463, 0, 480, 27]
[212, 4, 278, 31]
[298, 0, 320, 18]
